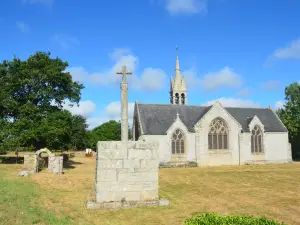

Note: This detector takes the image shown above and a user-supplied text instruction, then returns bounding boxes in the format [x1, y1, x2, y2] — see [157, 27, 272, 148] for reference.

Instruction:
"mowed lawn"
[1, 156, 300, 225]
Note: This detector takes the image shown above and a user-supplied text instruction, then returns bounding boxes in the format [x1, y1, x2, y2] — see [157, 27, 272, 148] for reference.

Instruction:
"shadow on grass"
[0, 156, 24, 164]
[63, 160, 82, 170]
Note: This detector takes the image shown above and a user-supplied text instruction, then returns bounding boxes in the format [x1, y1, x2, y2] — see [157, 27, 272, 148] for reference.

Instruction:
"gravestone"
[48, 156, 63, 174]
[23, 153, 38, 174]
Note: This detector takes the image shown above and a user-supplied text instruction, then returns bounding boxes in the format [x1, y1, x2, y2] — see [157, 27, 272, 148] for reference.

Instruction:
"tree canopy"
[0, 52, 85, 151]
[277, 82, 300, 159]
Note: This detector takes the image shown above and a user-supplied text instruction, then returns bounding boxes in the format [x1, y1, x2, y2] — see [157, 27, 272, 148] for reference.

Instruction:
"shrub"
[184, 213, 286, 225]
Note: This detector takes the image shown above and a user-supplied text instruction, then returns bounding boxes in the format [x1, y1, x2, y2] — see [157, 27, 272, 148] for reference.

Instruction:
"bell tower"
[170, 47, 187, 105]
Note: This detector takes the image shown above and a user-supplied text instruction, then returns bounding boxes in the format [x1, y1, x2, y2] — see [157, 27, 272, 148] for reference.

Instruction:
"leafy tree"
[70, 115, 88, 150]
[277, 82, 300, 159]
[0, 52, 84, 151]
[86, 120, 123, 149]
[85, 120, 133, 150]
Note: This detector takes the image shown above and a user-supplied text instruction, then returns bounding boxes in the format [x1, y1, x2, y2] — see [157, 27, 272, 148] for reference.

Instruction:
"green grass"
[0, 169, 73, 225]
[1, 156, 300, 225]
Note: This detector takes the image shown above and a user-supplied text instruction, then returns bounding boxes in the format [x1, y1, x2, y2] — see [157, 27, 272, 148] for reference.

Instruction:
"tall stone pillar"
[117, 65, 132, 144]
[121, 82, 128, 143]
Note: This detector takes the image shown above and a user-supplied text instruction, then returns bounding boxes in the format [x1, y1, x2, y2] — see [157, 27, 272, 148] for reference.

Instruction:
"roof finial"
[176, 112, 180, 119]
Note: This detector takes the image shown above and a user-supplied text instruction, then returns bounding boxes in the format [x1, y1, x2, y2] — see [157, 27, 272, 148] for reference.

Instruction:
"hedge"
[184, 213, 286, 225]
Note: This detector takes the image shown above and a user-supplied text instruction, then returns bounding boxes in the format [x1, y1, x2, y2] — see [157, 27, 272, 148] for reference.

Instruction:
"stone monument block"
[23, 153, 38, 174]
[48, 156, 63, 174]
[92, 140, 164, 208]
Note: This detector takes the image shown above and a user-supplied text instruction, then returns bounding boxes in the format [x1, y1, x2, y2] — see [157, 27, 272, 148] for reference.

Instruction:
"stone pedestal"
[88, 141, 168, 209]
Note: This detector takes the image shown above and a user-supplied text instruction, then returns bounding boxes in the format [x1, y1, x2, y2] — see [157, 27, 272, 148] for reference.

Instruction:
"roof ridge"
[137, 102, 209, 107]
[225, 106, 270, 110]
[137, 102, 271, 110]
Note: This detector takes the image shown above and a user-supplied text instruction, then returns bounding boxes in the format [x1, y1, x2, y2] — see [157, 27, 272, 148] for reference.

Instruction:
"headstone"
[48, 156, 63, 174]
[23, 153, 38, 174]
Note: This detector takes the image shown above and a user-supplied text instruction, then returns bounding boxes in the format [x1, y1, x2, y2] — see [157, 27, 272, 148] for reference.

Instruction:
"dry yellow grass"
[1, 156, 300, 225]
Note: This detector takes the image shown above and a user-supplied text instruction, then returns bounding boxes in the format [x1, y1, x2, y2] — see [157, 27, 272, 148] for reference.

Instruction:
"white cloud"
[130, 68, 167, 91]
[86, 101, 135, 130]
[184, 67, 242, 91]
[67, 67, 88, 82]
[202, 67, 242, 91]
[51, 34, 80, 49]
[275, 100, 285, 110]
[61, 98, 136, 130]
[261, 80, 281, 90]
[182, 67, 201, 89]
[109, 48, 132, 60]
[271, 38, 300, 60]
[236, 88, 250, 97]
[68, 49, 167, 91]
[63, 100, 96, 117]
[166, 0, 207, 15]
[16, 21, 30, 32]
[23, 0, 53, 7]
[90, 54, 138, 85]
[206, 97, 259, 108]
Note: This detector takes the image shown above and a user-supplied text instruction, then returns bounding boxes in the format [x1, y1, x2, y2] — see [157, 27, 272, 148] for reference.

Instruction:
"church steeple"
[170, 46, 187, 105]
[175, 55, 180, 80]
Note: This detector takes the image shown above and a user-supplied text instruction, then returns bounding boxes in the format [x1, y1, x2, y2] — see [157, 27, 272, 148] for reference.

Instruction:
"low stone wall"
[93, 141, 166, 208]
[159, 161, 198, 168]
[48, 156, 63, 174]
[23, 153, 38, 174]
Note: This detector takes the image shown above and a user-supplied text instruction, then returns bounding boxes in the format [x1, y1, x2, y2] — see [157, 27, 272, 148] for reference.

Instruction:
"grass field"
[1, 155, 300, 225]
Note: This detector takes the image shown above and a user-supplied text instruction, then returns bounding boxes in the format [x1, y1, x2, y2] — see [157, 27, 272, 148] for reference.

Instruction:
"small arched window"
[251, 125, 263, 153]
[175, 93, 179, 104]
[171, 129, 185, 154]
[208, 118, 229, 150]
[181, 93, 185, 105]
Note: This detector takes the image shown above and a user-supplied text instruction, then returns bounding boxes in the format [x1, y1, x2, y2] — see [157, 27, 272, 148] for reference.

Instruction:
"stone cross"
[117, 65, 132, 144]
[117, 65, 132, 83]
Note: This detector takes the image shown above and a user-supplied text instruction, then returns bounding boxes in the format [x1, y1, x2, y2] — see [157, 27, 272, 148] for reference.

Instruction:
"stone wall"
[23, 153, 38, 173]
[48, 156, 63, 174]
[95, 141, 159, 204]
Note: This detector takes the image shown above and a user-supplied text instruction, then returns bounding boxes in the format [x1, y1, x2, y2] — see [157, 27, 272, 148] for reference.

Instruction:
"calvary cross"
[117, 65, 132, 83]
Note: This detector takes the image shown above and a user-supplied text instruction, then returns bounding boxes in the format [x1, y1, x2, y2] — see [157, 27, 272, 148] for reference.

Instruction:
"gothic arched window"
[181, 93, 185, 105]
[175, 93, 179, 104]
[251, 125, 263, 153]
[171, 129, 185, 154]
[208, 118, 228, 150]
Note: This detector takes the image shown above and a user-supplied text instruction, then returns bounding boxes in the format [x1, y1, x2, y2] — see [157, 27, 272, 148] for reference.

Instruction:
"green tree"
[86, 120, 121, 149]
[277, 82, 300, 159]
[70, 115, 88, 150]
[0, 52, 84, 151]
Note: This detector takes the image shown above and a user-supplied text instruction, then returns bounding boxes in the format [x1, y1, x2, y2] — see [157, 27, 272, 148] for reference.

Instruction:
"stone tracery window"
[208, 118, 228, 150]
[251, 125, 263, 153]
[171, 129, 185, 154]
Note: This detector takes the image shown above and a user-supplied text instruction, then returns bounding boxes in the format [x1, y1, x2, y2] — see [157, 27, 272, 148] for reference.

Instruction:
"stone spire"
[170, 46, 187, 105]
[175, 55, 180, 80]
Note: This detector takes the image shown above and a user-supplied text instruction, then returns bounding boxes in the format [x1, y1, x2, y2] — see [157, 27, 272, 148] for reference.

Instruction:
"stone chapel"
[132, 54, 292, 167]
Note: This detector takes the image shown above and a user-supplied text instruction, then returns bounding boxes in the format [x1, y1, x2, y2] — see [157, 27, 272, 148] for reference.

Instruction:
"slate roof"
[135, 103, 287, 135]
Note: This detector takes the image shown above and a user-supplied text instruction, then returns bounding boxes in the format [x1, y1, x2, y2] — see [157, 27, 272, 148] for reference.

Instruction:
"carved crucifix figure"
[117, 65, 132, 144]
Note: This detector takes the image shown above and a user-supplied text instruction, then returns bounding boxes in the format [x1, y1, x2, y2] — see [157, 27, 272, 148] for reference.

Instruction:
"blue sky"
[1, 0, 300, 128]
